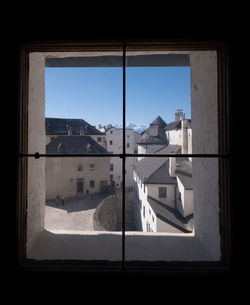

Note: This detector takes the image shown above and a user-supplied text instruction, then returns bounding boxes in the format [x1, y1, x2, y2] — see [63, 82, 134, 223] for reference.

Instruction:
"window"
[110, 140, 113, 145]
[159, 187, 167, 198]
[77, 164, 83, 171]
[110, 175, 113, 180]
[18, 41, 231, 273]
[97, 137, 102, 142]
[127, 143, 130, 148]
[90, 180, 95, 188]
[110, 164, 114, 171]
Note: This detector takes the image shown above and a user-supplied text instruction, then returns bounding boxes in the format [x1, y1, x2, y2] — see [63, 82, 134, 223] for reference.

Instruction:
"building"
[133, 115, 193, 233]
[165, 119, 192, 155]
[45, 117, 106, 148]
[137, 116, 168, 160]
[45, 135, 111, 200]
[104, 126, 140, 188]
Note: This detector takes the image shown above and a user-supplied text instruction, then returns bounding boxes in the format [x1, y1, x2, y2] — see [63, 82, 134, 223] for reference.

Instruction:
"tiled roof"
[46, 135, 108, 154]
[137, 116, 168, 145]
[147, 196, 193, 233]
[45, 118, 104, 136]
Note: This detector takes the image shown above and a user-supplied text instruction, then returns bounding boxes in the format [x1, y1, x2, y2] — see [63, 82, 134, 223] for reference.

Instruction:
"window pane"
[26, 155, 122, 261]
[125, 157, 221, 261]
[125, 50, 219, 155]
[44, 51, 123, 154]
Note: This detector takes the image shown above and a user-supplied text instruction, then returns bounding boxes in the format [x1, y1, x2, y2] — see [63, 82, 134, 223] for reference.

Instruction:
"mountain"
[113, 123, 147, 134]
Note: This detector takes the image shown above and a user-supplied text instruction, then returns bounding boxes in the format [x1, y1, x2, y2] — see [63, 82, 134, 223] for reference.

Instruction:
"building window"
[90, 180, 95, 188]
[110, 140, 113, 145]
[110, 175, 113, 180]
[127, 143, 130, 148]
[77, 164, 83, 171]
[90, 164, 95, 171]
[97, 137, 102, 142]
[159, 187, 167, 198]
[110, 164, 114, 171]
[143, 205, 145, 218]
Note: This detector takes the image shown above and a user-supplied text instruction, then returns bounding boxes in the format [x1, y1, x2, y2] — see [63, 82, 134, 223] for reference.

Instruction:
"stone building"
[133, 115, 193, 233]
[46, 135, 110, 200]
[45, 117, 106, 148]
[104, 126, 140, 188]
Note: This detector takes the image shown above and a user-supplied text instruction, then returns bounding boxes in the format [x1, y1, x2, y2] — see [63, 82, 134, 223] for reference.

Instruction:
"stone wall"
[94, 195, 118, 231]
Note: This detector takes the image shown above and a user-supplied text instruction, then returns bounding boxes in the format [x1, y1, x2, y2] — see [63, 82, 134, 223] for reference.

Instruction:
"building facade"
[45, 135, 111, 200]
[105, 126, 140, 188]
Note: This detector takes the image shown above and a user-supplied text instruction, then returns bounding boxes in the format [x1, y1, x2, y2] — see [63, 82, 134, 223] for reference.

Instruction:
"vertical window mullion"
[122, 44, 126, 270]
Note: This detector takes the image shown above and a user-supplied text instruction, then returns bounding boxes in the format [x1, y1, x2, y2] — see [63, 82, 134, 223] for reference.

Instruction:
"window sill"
[27, 229, 217, 262]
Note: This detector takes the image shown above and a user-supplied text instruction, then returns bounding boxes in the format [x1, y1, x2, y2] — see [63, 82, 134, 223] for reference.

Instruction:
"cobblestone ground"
[45, 193, 108, 231]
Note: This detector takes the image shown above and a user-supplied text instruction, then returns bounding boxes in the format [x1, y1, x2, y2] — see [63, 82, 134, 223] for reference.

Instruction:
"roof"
[46, 136, 108, 154]
[147, 196, 193, 233]
[45, 118, 104, 136]
[135, 145, 181, 183]
[137, 116, 168, 145]
[164, 119, 191, 131]
[144, 160, 176, 184]
[176, 158, 193, 190]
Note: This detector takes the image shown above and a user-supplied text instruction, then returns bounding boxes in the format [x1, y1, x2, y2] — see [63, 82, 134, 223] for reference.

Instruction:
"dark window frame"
[17, 40, 232, 275]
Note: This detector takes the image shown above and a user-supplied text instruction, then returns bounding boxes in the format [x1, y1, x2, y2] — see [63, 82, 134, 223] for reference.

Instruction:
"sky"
[45, 66, 191, 127]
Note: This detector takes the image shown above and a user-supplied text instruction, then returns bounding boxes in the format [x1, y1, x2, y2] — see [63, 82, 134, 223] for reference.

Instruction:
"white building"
[104, 126, 140, 188]
[133, 114, 193, 233]
[46, 135, 111, 200]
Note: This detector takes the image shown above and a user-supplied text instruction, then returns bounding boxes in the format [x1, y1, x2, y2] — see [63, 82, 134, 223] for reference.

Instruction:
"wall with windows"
[46, 156, 110, 200]
[147, 184, 175, 208]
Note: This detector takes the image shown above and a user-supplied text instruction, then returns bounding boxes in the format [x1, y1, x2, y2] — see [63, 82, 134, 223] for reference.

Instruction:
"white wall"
[167, 130, 182, 146]
[106, 127, 138, 187]
[27, 53, 46, 256]
[190, 51, 220, 260]
[46, 157, 110, 199]
[176, 176, 193, 218]
[147, 184, 175, 208]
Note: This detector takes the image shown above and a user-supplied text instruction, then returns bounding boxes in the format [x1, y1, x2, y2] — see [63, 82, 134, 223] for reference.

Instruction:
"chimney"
[182, 119, 188, 154]
[67, 126, 73, 136]
[169, 157, 176, 177]
[80, 127, 84, 135]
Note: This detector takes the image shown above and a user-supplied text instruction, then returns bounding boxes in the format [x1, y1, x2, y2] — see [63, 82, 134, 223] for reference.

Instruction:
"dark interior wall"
[4, 2, 241, 278]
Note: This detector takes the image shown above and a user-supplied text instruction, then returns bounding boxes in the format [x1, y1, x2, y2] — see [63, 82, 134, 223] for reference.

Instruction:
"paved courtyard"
[45, 193, 108, 231]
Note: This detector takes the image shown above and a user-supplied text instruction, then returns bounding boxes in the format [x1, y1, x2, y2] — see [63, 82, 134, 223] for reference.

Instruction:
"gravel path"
[45, 193, 107, 231]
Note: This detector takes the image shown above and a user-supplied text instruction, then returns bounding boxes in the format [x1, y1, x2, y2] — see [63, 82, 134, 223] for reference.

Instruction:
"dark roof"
[147, 197, 193, 233]
[46, 136, 108, 154]
[145, 160, 176, 184]
[164, 119, 191, 131]
[135, 145, 181, 183]
[176, 158, 193, 190]
[137, 116, 168, 145]
[45, 118, 104, 136]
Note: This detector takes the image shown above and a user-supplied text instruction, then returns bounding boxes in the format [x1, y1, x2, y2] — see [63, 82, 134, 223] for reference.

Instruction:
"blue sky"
[45, 66, 190, 127]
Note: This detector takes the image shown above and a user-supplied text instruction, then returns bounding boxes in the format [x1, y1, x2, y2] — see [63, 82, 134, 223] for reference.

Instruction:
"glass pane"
[45, 156, 122, 232]
[126, 50, 219, 155]
[125, 157, 221, 262]
[26, 155, 122, 261]
[44, 50, 123, 154]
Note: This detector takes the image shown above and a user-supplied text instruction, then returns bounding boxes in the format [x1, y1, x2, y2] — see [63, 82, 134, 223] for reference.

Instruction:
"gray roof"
[135, 145, 181, 183]
[137, 116, 168, 145]
[176, 158, 193, 190]
[147, 196, 193, 233]
[165, 119, 191, 131]
[46, 136, 108, 154]
[45, 118, 104, 136]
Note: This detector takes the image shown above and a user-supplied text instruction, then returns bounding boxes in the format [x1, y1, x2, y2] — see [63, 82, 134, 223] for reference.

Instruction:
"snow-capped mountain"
[113, 122, 147, 133]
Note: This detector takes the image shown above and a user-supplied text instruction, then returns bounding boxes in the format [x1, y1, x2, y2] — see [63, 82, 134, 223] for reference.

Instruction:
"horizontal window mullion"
[18, 153, 231, 159]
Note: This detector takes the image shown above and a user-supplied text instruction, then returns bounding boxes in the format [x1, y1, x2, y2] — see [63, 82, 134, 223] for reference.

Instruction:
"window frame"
[17, 40, 231, 274]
